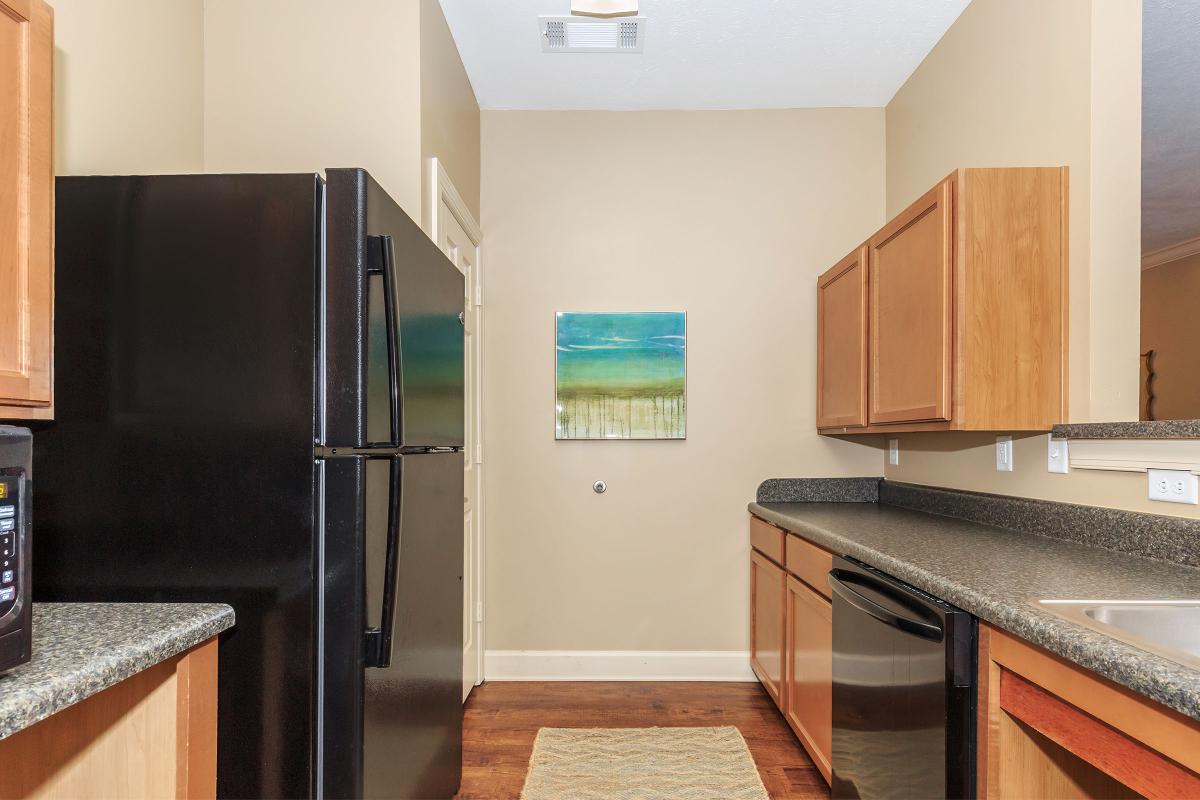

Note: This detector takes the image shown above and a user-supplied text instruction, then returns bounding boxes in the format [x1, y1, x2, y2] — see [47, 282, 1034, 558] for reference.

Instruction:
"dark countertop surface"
[749, 500, 1200, 721]
[0, 603, 235, 740]
[1051, 419, 1200, 439]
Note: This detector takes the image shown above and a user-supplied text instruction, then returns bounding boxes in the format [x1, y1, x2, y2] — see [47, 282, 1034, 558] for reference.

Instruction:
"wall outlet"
[1148, 469, 1199, 504]
[888, 439, 900, 466]
[1047, 438, 1069, 474]
[996, 436, 1013, 472]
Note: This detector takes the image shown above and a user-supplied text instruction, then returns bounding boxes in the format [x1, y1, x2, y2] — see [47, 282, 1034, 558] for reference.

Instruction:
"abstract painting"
[555, 311, 686, 440]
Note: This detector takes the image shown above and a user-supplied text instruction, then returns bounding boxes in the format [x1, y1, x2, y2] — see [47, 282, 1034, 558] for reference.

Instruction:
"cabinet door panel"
[750, 550, 785, 709]
[786, 575, 832, 784]
[869, 179, 953, 424]
[0, 0, 53, 413]
[817, 246, 868, 429]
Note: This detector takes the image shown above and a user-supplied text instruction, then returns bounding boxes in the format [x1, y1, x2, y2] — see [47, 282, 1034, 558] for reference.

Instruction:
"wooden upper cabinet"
[816, 246, 868, 429]
[869, 179, 953, 425]
[0, 0, 54, 420]
[817, 167, 1068, 433]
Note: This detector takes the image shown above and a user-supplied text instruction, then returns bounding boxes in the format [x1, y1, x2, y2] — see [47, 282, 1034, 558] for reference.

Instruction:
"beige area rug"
[519, 726, 770, 800]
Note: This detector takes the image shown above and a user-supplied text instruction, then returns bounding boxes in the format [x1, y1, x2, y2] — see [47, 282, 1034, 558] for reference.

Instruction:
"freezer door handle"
[366, 234, 402, 447]
[364, 454, 403, 668]
[828, 569, 943, 642]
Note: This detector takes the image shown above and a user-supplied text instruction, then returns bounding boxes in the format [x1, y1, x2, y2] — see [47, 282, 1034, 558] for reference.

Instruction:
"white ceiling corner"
[437, 0, 971, 111]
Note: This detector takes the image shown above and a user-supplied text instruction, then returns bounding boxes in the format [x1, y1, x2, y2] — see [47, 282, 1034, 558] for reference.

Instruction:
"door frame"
[427, 157, 485, 692]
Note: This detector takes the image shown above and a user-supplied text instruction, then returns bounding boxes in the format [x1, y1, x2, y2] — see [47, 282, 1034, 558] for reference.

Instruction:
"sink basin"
[1037, 600, 1200, 670]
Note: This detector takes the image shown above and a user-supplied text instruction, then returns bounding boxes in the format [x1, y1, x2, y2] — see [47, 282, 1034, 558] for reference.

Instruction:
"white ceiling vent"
[539, 16, 645, 53]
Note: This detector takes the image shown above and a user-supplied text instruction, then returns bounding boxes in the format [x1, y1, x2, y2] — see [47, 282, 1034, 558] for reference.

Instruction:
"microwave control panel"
[0, 476, 19, 616]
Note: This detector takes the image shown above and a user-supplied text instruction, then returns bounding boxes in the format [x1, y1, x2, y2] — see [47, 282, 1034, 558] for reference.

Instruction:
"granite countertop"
[0, 603, 235, 740]
[1051, 419, 1200, 439]
[749, 500, 1200, 721]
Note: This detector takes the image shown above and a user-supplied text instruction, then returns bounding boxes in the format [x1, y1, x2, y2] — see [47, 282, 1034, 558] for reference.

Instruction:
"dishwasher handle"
[828, 569, 944, 642]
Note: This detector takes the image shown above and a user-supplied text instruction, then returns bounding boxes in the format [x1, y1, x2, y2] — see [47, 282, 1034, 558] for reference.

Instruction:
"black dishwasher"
[829, 556, 975, 799]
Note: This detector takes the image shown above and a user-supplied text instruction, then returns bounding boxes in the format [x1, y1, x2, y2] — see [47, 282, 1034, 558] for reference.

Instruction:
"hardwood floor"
[456, 681, 830, 800]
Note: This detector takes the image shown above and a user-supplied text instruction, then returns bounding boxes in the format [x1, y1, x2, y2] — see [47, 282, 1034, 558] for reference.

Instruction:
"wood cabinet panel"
[785, 533, 832, 601]
[0, 0, 53, 419]
[955, 168, 1068, 429]
[978, 624, 1200, 800]
[0, 638, 218, 800]
[750, 515, 785, 565]
[869, 178, 953, 424]
[750, 549, 785, 709]
[817, 245, 868, 429]
[785, 574, 832, 784]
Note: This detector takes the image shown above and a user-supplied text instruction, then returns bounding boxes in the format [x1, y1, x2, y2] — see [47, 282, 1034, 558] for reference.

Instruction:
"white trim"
[428, 157, 482, 246]
[1142, 235, 1200, 270]
[484, 650, 757, 682]
[1067, 438, 1200, 473]
[428, 157, 487, 694]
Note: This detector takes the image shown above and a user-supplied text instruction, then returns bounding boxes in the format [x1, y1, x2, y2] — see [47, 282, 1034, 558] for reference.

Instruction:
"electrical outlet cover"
[1148, 468, 1199, 504]
[888, 439, 899, 466]
[1047, 438, 1069, 474]
[996, 436, 1013, 472]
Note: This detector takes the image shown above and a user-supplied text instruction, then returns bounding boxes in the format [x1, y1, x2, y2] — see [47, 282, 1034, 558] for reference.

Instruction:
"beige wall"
[482, 110, 885, 651]
[202, 0, 424, 221]
[420, 0, 481, 225]
[52, 0, 204, 175]
[1142, 253, 1200, 421]
[887, 433, 1200, 519]
[882, 0, 1162, 517]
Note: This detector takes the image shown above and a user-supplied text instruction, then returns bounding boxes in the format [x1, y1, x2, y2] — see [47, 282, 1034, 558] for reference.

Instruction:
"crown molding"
[1142, 235, 1200, 270]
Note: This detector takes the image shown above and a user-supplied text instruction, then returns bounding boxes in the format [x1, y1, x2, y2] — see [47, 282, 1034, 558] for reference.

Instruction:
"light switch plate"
[888, 439, 900, 466]
[996, 436, 1013, 472]
[1148, 468, 1199, 504]
[1047, 438, 1069, 474]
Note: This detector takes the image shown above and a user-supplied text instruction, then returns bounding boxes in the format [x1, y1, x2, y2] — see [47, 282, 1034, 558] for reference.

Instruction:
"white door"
[430, 161, 483, 702]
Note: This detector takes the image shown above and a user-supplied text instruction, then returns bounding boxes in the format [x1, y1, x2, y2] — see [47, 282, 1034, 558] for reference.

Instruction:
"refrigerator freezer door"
[325, 169, 465, 450]
[363, 450, 464, 799]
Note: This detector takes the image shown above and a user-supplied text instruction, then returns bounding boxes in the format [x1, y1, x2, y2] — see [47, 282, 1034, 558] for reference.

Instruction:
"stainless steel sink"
[1036, 600, 1200, 669]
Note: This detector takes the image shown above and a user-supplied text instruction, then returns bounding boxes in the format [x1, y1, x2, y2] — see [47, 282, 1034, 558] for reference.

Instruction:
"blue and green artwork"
[555, 311, 686, 440]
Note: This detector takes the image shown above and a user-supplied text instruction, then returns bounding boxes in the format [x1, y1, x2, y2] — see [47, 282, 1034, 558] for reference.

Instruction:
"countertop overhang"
[0, 603, 235, 740]
[749, 499, 1200, 722]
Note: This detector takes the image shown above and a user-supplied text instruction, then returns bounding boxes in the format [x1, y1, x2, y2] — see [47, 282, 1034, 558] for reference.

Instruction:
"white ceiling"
[1142, 0, 1200, 255]
[438, 0, 971, 110]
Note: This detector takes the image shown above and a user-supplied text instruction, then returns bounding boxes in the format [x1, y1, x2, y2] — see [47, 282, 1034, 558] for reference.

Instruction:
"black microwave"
[0, 426, 31, 673]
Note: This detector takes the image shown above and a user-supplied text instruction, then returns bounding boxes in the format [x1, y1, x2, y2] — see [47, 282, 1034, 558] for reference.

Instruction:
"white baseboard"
[484, 650, 756, 682]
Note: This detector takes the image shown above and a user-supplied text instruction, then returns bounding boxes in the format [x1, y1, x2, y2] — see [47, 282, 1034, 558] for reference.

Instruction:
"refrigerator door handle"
[367, 234, 402, 446]
[364, 453, 402, 668]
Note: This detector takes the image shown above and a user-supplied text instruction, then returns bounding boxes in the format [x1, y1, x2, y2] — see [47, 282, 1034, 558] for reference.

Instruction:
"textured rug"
[519, 726, 770, 800]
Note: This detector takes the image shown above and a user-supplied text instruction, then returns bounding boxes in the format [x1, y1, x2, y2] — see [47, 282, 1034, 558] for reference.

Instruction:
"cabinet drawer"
[786, 534, 833, 600]
[750, 516, 785, 564]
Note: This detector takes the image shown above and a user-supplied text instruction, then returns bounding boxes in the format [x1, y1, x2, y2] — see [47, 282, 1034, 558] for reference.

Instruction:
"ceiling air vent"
[539, 16, 645, 53]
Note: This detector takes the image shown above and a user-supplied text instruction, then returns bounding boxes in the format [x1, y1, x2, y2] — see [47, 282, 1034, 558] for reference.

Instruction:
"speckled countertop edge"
[749, 501, 1200, 721]
[0, 603, 235, 740]
[1051, 419, 1200, 439]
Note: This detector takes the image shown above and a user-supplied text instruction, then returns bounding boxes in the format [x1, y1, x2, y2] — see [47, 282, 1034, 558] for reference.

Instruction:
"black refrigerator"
[33, 169, 465, 800]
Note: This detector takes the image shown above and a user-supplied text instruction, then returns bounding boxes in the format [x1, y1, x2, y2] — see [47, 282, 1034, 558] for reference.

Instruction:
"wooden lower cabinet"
[978, 624, 1200, 799]
[750, 549, 785, 707]
[785, 574, 832, 783]
[0, 638, 219, 799]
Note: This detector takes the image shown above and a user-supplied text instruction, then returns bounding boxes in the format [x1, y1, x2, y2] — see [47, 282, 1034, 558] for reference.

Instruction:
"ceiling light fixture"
[571, 0, 638, 18]
[540, 15, 645, 53]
